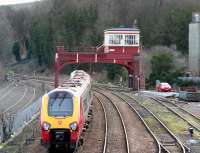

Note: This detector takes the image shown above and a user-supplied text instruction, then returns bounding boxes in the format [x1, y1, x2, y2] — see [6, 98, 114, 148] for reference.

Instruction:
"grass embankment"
[144, 117, 165, 134]
[139, 98, 200, 140]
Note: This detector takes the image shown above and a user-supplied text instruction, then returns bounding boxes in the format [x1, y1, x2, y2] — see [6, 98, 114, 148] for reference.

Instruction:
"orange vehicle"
[40, 70, 91, 151]
[156, 82, 172, 92]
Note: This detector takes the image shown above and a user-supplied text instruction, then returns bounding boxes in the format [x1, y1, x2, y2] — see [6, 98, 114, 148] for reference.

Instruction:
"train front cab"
[40, 90, 82, 151]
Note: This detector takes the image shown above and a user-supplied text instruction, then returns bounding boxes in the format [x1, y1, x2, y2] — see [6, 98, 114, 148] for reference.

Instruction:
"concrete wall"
[189, 23, 200, 76]
[0, 63, 4, 80]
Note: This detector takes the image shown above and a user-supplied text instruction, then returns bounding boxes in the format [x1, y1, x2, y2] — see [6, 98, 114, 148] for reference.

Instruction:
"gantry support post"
[54, 54, 59, 88]
[128, 73, 133, 88]
[133, 60, 139, 91]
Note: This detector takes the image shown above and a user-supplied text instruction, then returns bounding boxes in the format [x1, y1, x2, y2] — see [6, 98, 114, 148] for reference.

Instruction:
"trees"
[12, 41, 21, 62]
[30, 17, 54, 66]
[151, 7, 191, 54]
[6, 7, 31, 43]
[0, 112, 14, 143]
[106, 64, 127, 83]
[29, 3, 98, 67]
[149, 52, 182, 86]
[2, 0, 200, 80]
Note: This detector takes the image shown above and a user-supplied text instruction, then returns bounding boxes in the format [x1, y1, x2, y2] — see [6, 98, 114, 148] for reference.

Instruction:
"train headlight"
[43, 122, 51, 131]
[70, 122, 77, 131]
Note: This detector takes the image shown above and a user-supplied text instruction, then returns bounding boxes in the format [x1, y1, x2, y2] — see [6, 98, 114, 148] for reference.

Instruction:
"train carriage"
[40, 70, 91, 151]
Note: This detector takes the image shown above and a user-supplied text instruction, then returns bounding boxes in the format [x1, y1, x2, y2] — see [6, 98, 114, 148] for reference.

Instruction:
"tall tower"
[189, 12, 200, 76]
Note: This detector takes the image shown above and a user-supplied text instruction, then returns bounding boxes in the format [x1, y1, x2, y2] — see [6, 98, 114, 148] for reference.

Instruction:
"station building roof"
[104, 28, 139, 32]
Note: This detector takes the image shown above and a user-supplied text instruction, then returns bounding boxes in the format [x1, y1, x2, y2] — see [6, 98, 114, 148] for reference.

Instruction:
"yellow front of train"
[40, 90, 81, 150]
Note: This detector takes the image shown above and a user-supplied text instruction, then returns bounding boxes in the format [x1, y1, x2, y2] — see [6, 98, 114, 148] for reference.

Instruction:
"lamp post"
[135, 75, 140, 92]
[137, 76, 140, 92]
[134, 53, 141, 91]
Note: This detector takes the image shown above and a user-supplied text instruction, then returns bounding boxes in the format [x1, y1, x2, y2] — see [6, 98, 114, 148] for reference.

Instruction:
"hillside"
[0, 0, 200, 81]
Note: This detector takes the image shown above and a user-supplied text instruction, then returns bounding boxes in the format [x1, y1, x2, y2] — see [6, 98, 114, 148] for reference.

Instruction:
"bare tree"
[6, 7, 30, 41]
[0, 62, 5, 81]
[0, 112, 14, 143]
[5, 7, 32, 59]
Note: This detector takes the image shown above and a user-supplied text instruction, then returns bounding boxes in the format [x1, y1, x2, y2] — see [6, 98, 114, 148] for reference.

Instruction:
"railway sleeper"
[86, 120, 90, 125]
[82, 127, 87, 132]
[88, 111, 92, 116]
[87, 114, 92, 119]
[25, 138, 35, 145]
[161, 146, 170, 153]
[162, 142, 177, 146]
[84, 123, 89, 129]
[160, 139, 176, 144]
[78, 137, 84, 146]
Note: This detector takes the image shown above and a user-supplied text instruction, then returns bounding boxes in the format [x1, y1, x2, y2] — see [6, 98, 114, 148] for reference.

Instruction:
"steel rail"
[141, 93, 200, 123]
[93, 94, 108, 153]
[143, 95, 200, 152]
[120, 92, 187, 153]
[148, 96, 200, 132]
[20, 88, 36, 111]
[3, 84, 28, 113]
[0, 82, 15, 102]
[94, 89, 130, 153]
[92, 84, 132, 92]
[110, 92, 162, 153]
[13, 74, 54, 85]
[156, 96, 200, 123]
[0, 82, 14, 94]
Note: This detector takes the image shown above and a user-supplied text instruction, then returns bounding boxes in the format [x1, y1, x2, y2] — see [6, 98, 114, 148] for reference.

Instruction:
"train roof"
[49, 70, 91, 96]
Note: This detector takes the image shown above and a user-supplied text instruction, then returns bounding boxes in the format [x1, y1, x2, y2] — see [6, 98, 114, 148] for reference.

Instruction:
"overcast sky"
[0, 0, 42, 6]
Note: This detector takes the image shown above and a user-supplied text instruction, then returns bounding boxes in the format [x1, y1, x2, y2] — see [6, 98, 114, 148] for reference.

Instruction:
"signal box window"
[48, 92, 73, 117]
[125, 35, 139, 46]
[109, 34, 123, 45]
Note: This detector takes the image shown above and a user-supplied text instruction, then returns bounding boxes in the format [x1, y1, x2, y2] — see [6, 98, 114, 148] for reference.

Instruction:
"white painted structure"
[104, 28, 140, 47]
[189, 12, 200, 76]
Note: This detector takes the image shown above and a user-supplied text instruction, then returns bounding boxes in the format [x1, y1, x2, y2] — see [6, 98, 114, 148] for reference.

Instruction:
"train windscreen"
[48, 91, 73, 117]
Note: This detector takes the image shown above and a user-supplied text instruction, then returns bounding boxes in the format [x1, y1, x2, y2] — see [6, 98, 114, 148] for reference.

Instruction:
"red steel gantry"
[55, 28, 145, 90]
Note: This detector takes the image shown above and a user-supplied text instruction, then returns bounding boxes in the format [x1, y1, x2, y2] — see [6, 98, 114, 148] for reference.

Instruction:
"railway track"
[77, 94, 107, 153]
[94, 90, 129, 153]
[99, 90, 159, 153]
[150, 96, 200, 131]
[0, 82, 25, 111]
[0, 82, 14, 95]
[0, 82, 16, 103]
[3, 84, 28, 113]
[1, 83, 197, 153]
[93, 83, 132, 92]
[138, 94, 200, 152]
[8, 87, 36, 113]
[116, 92, 189, 153]
[141, 94, 200, 133]
[0, 82, 38, 114]
[20, 88, 36, 111]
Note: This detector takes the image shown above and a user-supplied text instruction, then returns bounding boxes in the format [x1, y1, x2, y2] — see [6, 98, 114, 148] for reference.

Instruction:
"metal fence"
[0, 97, 41, 143]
